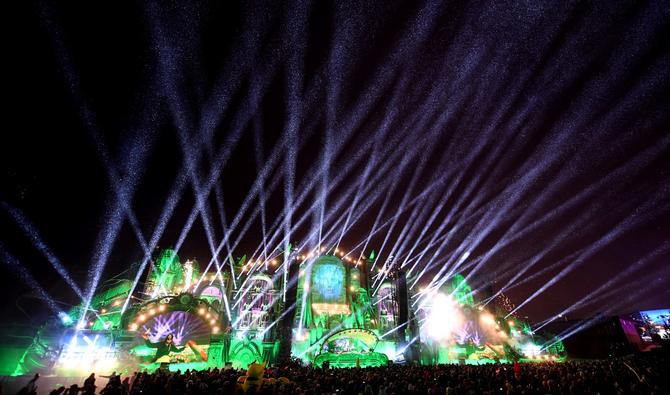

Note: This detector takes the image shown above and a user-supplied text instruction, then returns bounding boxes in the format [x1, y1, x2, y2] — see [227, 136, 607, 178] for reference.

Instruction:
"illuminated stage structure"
[9, 248, 565, 376]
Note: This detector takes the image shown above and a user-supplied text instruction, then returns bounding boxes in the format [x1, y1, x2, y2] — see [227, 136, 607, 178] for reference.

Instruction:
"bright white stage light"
[479, 312, 496, 326]
[522, 343, 541, 357]
[58, 312, 73, 325]
[425, 293, 462, 341]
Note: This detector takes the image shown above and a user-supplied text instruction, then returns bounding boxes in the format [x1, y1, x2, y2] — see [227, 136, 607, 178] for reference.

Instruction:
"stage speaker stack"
[395, 269, 409, 342]
[277, 256, 300, 361]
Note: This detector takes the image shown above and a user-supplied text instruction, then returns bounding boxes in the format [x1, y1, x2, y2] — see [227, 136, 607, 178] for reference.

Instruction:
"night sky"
[2, 1, 669, 335]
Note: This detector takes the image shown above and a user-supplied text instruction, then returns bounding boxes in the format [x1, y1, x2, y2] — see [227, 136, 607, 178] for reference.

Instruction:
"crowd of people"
[10, 353, 670, 395]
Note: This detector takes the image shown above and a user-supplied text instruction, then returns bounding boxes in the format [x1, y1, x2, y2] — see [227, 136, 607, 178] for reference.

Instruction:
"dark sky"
[2, 1, 669, 333]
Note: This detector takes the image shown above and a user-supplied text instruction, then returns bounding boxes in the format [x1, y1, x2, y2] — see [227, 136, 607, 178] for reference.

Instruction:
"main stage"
[7, 248, 566, 377]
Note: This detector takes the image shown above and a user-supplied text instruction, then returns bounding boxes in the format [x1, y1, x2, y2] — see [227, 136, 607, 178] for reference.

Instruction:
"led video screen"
[311, 259, 346, 305]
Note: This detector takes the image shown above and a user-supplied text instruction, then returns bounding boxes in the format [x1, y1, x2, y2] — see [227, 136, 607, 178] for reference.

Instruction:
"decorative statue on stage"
[142, 332, 195, 363]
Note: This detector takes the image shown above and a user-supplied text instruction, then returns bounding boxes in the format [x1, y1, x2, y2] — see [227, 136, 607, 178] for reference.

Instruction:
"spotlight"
[199, 308, 206, 315]
[149, 308, 156, 315]
[58, 312, 73, 325]
[508, 320, 515, 326]
[158, 304, 166, 312]
[113, 300, 121, 307]
[101, 308, 107, 314]
[480, 313, 495, 326]
[522, 343, 541, 358]
[295, 329, 308, 341]
[425, 293, 462, 341]
[212, 326, 219, 334]
[129, 323, 138, 331]
[210, 319, 216, 325]
[138, 314, 146, 322]
[206, 313, 211, 319]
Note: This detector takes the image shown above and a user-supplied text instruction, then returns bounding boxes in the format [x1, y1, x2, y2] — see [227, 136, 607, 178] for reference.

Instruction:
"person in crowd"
[16, 374, 39, 395]
[48, 386, 65, 395]
[82, 373, 96, 395]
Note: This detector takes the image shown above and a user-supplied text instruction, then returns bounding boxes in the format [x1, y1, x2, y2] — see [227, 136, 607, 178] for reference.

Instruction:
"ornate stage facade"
[9, 248, 565, 376]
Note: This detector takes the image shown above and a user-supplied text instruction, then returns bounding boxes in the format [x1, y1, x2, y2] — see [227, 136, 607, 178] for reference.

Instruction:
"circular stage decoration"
[319, 328, 379, 354]
[142, 311, 211, 346]
[315, 329, 387, 368]
[133, 311, 212, 364]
